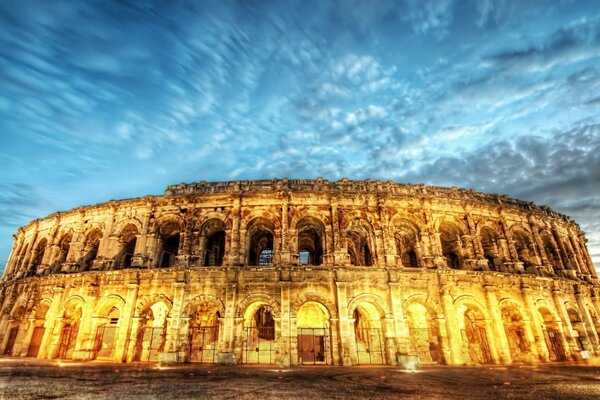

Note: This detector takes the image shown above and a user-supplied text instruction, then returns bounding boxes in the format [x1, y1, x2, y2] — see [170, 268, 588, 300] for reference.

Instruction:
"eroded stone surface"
[0, 178, 598, 367]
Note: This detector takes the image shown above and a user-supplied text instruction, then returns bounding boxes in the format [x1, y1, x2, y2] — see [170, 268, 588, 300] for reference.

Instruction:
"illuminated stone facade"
[1, 178, 599, 366]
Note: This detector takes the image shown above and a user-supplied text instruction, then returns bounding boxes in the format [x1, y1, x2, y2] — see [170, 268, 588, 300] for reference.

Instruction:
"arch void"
[247, 218, 275, 266]
[297, 216, 324, 266]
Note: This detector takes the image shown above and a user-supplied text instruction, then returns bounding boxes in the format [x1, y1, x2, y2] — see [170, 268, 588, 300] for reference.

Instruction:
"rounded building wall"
[0, 178, 599, 366]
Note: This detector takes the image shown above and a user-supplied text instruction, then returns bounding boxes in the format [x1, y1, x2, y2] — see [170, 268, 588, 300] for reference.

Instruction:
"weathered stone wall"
[0, 178, 598, 366]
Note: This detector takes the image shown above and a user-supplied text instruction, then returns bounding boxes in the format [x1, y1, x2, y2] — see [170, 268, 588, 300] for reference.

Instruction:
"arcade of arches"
[0, 178, 599, 366]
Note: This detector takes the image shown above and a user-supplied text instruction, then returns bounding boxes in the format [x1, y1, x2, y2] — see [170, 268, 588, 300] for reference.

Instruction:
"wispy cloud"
[0, 1, 599, 272]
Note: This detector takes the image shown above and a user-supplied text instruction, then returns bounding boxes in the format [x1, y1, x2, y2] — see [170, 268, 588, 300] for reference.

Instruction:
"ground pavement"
[0, 358, 599, 399]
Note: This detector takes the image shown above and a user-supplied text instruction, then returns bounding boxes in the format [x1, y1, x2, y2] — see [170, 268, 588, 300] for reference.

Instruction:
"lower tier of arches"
[1, 266, 599, 366]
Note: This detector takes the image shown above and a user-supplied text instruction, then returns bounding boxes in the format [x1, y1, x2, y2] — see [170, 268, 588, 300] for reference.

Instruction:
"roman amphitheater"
[0, 178, 599, 367]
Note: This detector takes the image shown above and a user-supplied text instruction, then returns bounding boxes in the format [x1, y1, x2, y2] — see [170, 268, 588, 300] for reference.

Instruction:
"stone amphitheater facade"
[0, 178, 599, 366]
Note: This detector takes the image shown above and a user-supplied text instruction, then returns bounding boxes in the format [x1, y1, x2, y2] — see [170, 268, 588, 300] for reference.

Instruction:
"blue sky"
[1, 0, 599, 272]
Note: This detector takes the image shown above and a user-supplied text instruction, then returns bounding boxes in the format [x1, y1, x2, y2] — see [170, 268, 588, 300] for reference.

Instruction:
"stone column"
[387, 281, 407, 361]
[279, 194, 291, 265]
[161, 280, 186, 362]
[73, 291, 98, 360]
[520, 283, 548, 360]
[575, 291, 600, 355]
[483, 287, 511, 363]
[279, 281, 291, 366]
[116, 280, 139, 362]
[39, 286, 65, 359]
[440, 281, 463, 365]
[335, 281, 353, 365]
[550, 286, 576, 359]
[223, 279, 238, 359]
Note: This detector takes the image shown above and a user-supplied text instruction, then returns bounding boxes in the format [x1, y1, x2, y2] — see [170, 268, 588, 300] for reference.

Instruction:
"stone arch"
[404, 296, 446, 365]
[291, 293, 338, 319]
[347, 293, 391, 319]
[246, 217, 277, 266]
[537, 304, 568, 361]
[288, 209, 330, 229]
[199, 218, 227, 266]
[540, 230, 562, 275]
[403, 294, 444, 317]
[155, 217, 183, 268]
[242, 210, 282, 230]
[80, 228, 103, 271]
[56, 296, 84, 360]
[454, 295, 494, 364]
[53, 231, 74, 270]
[498, 299, 534, 362]
[134, 293, 173, 317]
[389, 213, 426, 232]
[132, 293, 172, 362]
[235, 293, 281, 319]
[344, 217, 376, 267]
[478, 224, 503, 271]
[114, 224, 139, 268]
[392, 218, 421, 268]
[111, 218, 143, 237]
[94, 294, 126, 317]
[511, 228, 537, 270]
[438, 220, 465, 269]
[296, 216, 326, 266]
[182, 294, 225, 317]
[29, 237, 49, 274]
[60, 295, 85, 314]
[565, 304, 588, 352]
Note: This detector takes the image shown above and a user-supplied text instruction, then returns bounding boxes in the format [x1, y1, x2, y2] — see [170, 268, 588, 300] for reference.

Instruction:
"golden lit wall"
[0, 178, 598, 366]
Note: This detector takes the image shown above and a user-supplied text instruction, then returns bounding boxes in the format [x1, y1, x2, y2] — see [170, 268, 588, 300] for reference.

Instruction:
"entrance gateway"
[296, 302, 331, 365]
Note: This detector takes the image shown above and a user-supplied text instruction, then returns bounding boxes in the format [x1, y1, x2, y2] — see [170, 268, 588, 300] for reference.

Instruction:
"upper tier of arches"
[3, 181, 596, 283]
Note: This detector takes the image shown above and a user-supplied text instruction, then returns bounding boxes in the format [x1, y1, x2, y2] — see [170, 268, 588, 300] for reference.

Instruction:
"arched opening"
[405, 302, 445, 364]
[27, 302, 50, 358]
[158, 221, 181, 268]
[347, 221, 373, 266]
[538, 307, 567, 361]
[17, 243, 30, 276]
[352, 303, 385, 364]
[513, 230, 536, 271]
[53, 233, 72, 272]
[297, 302, 330, 365]
[3, 304, 26, 356]
[81, 229, 102, 271]
[243, 303, 276, 364]
[439, 222, 462, 269]
[567, 307, 589, 353]
[93, 306, 120, 360]
[458, 303, 493, 364]
[500, 303, 531, 363]
[28, 239, 47, 275]
[588, 307, 600, 340]
[541, 233, 562, 275]
[56, 302, 83, 359]
[133, 301, 169, 362]
[394, 221, 420, 268]
[297, 217, 324, 266]
[247, 218, 275, 266]
[201, 219, 226, 266]
[480, 226, 501, 271]
[116, 225, 138, 268]
[186, 302, 220, 363]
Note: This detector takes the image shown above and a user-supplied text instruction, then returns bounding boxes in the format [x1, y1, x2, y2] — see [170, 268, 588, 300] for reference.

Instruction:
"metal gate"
[355, 328, 384, 364]
[478, 327, 493, 364]
[93, 324, 119, 359]
[546, 328, 566, 361]
[3, 327, 19, 355]
[189, 326, 219, 363]
[133, 326, 165, 362]
[298, 328, 329, 365]
[243, 326, 275, 364]
[57, 324, 78, 359]
[27, 327, 45, 357]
